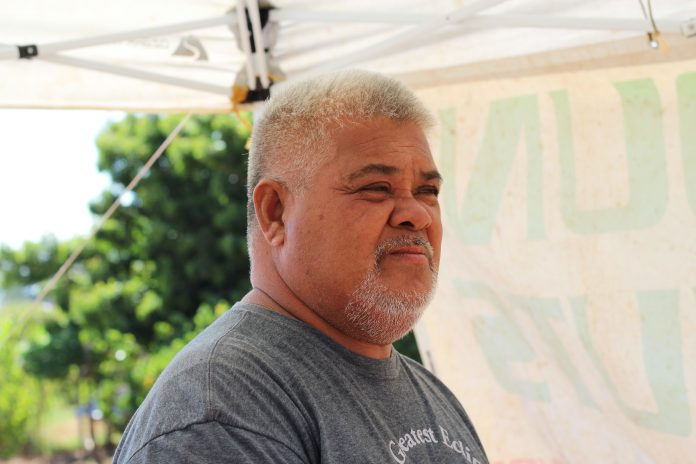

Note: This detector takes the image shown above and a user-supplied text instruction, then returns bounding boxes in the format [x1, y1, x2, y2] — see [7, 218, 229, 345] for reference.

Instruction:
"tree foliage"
[1, 114, 252, 444]
[0, 305, 44, 458]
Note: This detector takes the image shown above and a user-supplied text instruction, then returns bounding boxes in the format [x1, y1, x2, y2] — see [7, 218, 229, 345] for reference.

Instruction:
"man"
[114, 70, 489, 463]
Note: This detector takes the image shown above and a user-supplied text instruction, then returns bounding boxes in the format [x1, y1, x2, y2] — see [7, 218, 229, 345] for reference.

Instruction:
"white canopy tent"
[2, 0, 696, 110]
[3, 1, 696, 463]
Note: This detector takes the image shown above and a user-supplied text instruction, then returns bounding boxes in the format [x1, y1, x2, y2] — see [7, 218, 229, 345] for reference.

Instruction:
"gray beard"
[344, 237, 438, 345]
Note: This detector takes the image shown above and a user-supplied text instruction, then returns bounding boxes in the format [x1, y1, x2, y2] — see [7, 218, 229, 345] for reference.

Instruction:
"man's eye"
[418, 187, 440, 196]
[361, 184, 390, 193]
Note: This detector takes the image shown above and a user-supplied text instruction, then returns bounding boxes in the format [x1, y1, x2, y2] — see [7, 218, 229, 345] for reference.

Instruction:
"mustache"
[374, 236, 434, 268]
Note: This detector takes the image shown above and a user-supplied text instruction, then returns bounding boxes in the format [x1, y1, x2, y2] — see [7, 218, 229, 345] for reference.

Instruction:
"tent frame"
[2, 0, 694, 98]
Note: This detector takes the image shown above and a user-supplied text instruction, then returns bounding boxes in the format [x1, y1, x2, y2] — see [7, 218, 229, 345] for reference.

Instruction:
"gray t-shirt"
[114, 303, 489, 463]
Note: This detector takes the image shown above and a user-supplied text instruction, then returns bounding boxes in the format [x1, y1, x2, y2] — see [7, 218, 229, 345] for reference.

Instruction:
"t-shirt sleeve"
[123, 421, 310, 464]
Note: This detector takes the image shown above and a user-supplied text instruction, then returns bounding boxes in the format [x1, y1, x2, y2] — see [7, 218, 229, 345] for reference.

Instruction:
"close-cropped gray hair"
[246, 69, 434, 240]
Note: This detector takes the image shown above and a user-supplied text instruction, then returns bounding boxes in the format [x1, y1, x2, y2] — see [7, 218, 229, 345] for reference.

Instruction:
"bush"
[0, 308, 43, 457]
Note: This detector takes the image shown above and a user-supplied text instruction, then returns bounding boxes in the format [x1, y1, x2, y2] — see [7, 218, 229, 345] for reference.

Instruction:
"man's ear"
[253, 179, 290, 247]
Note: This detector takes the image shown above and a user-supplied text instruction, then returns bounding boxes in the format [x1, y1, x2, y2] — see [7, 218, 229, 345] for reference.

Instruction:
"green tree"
[1, 114, 253, 448]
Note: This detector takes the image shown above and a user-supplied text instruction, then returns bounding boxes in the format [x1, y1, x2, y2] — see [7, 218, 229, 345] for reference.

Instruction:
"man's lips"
[386, 246, 430, 265]
[389, 246, 427, 256]
[374, 236, 435, 270]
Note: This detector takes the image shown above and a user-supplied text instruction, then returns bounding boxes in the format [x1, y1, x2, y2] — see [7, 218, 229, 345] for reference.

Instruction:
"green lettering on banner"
[676, 72, 696, 215]
[458, 281, 550, 401]
[571, 290, 691, 436]
[438, 97, 544, 245]
[511, 296, 596, 408]
[552, 79, 668, 234]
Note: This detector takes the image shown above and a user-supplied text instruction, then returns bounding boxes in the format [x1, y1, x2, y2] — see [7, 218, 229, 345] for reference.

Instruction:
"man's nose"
[388, 193, 433, 231]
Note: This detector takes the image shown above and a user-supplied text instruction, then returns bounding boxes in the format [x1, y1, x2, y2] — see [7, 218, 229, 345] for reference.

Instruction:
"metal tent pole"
[0, 15, 235, 60]
[270, 10, 683, 34]
[247, 0, 271, 89]
[236, 0, 258, 90]
[41, 54, 230, 97]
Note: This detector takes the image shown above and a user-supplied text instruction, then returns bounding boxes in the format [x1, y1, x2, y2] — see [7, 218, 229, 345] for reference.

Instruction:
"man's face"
[277, 117, 442, 344]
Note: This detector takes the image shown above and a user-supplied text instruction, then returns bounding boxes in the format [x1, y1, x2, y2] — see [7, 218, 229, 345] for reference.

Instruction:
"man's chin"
[376, 277, 435, 298]
[344, 306, 424, 346]
[341, 263, 438, 345]
[343, 289, 433, 345]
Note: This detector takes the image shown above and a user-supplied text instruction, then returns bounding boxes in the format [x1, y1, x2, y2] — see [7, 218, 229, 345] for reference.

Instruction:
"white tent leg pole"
[0, 15, 235, 60]
[293, 0, 510, 79]
[247, 0, 270, 88]
[236, 0, 258, 90]
[41, 54, 230, 97]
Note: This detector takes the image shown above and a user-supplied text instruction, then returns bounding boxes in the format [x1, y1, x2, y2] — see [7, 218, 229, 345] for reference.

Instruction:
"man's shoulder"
[123, 304, 302, 421]
[112, 308, 245, 460]
[114, 305, 316, 463]
[157, 303, 295, 379]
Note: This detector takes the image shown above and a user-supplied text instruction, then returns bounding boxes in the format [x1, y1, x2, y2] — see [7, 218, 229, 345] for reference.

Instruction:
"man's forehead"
[331, 117, 433, 154]
[337, 129, 431, 155]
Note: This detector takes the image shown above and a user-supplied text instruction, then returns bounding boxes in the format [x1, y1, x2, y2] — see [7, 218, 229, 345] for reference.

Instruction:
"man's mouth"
[376, 238, 434, 269]
[389, 245, 428, 256]
[387, 246, 430, 265]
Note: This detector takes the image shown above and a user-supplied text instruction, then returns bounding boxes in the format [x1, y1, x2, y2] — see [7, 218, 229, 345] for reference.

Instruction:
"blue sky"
[0, 109, 124, 249]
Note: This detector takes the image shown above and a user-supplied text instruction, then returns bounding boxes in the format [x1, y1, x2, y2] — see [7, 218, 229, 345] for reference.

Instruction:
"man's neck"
[241, 288, 392, 360]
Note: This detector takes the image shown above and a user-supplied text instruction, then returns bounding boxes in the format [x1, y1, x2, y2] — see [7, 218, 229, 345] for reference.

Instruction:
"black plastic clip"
[243, 77, 271, 103]
[18, 44, 39, 59]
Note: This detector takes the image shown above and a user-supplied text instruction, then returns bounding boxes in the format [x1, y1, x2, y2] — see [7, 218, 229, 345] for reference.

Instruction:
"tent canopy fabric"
[2, 0, 696, 110]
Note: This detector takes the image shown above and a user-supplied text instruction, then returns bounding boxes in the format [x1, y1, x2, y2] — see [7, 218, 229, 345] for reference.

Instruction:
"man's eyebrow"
[422, 170, 443, 182]
[347, 164, 400, 182]
[346, 164, 444, 183]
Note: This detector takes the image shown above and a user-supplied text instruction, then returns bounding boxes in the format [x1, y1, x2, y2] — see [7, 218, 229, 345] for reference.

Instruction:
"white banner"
[416, 59, 696, 464]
